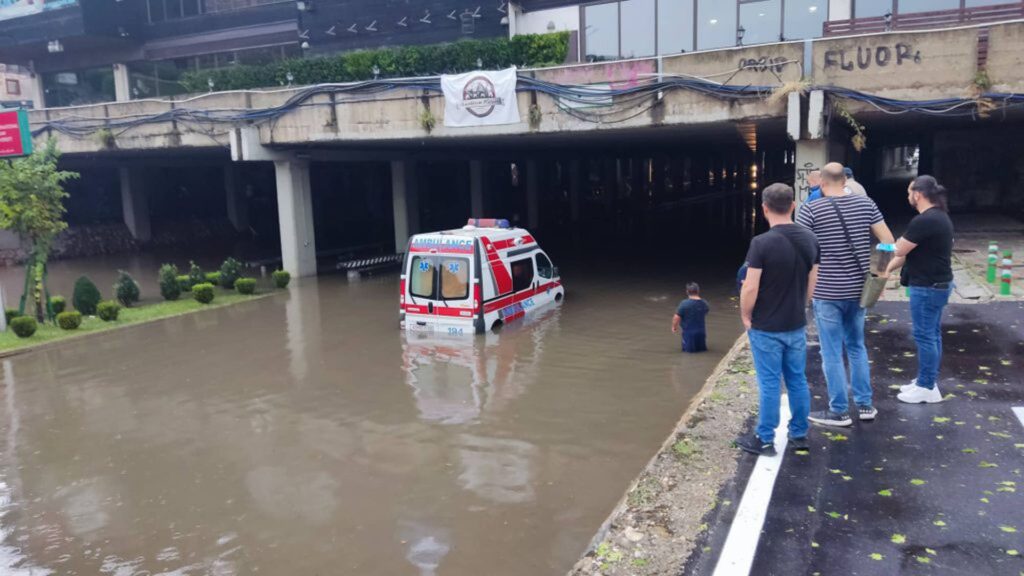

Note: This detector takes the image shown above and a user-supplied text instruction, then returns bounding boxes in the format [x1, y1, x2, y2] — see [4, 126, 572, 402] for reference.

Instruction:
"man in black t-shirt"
[737, 183, 820, 456]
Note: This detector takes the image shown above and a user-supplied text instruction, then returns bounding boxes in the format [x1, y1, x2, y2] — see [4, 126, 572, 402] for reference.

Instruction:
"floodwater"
[0, 257, 742, 575]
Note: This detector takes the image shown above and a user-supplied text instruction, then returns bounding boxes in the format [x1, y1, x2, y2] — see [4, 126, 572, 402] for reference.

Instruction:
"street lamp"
[207, 77, 214, 92]
[736, 25, 745, 46]
[476, 57, 483, 69]
[372, 65, 380, 79]
[286, 71, 294, 86]
[883, 12, 893, 31]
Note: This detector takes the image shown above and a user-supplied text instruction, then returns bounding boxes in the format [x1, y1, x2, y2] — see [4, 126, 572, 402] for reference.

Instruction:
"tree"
[0, 140, 79, 322]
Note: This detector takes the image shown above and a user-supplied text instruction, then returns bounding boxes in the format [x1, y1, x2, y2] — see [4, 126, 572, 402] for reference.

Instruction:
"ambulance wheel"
[491, 320, 504, 332]
[555, 292, 563, 302]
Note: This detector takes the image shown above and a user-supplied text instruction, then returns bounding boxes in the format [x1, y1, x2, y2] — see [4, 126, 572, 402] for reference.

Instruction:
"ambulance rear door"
[405, 248, 476, 335]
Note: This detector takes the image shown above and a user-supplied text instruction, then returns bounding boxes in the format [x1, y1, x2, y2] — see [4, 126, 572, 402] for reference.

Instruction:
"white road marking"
[711, 399, 792, 576]
[1013, 407, 1024, 430]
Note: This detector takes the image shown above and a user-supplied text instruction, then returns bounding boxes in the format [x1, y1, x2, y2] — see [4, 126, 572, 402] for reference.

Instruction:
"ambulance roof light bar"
[466, 218, 510, 229]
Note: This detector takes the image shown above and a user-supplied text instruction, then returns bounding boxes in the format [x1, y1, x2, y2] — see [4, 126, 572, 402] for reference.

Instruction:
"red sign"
[0, 109, 33, 158]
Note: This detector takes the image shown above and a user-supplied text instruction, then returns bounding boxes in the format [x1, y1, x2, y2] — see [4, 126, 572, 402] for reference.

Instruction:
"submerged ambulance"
[400, 219, 564, 334]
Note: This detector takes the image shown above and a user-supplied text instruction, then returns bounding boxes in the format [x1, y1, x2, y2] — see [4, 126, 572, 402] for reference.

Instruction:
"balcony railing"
[824, 1, 1024, 36]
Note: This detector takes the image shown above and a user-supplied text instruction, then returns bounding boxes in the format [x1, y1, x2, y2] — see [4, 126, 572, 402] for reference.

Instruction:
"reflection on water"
[0, 263, 742, 575]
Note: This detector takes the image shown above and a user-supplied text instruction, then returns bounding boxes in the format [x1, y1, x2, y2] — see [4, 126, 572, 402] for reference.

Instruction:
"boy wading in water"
[672, 282, 709, 353]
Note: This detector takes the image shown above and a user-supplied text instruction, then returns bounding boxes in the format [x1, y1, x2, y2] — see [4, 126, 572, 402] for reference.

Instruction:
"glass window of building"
[42, 67, 116, 108]
[965, 0, 997, 5]
[183, 0, 203, 17]
[783, 0, 826, 39]
[620, 0, 656, 58]
[739, 0, 782, 45]
[658, 0, 695, 54]
[584, 2, 620, 61]
[148, 0, 167, 22]
[854, 0, 894, 17]
[898, 0, 958, 13]
[697, 0, 738, 50]
[166, 0, 184, 18]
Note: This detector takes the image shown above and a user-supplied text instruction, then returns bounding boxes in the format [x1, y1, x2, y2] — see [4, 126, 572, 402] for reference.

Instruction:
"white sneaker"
[897, 384, 943, 404]
[900, 378, 918, 393]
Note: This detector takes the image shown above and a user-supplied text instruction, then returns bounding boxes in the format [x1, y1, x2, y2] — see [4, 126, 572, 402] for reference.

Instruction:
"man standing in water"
[672, 282, 709, 353]
[797, 163, 895, 426]
[737, 184, 819, 456]
[884, 175, 955, 404]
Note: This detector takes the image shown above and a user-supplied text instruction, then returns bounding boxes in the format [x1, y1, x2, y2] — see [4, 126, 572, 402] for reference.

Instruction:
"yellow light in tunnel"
[750, 181, 758, 190]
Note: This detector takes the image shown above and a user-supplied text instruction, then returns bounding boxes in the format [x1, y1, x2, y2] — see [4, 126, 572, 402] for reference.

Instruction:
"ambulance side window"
[536, 253, 553, 279]
[510, 258, 534, 292]
[440, 258, 469, 299]
[410, 256, 436, 299]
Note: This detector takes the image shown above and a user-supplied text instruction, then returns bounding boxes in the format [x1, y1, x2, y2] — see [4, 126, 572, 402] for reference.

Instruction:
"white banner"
[0, 0, 77, 22]
[441, 68, 520, 128]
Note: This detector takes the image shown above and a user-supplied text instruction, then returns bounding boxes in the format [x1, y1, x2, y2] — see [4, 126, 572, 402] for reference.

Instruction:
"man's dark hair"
[762, 183, 794, 215]
[686, 282, 700, 295]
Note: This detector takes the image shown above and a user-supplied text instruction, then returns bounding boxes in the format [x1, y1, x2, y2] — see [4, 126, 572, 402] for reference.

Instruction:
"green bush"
[97, 300, 121, 322]
[57, 311, 82, 330]
[235, 277, 257, 295]
[188, 261, 204, 288]
[177, 275, 192, 292]
[114, 270, 141, 307]
[180, 33, 570, 92]
[219, 257, 243, 288]
[10, 316, 36, 338]
[5, 308, 21, 324]
[192, 282, 215, 304]
[50, 296, 67, 315]
[159, 264, 181, 301]
[272, 269, 291, 289]
[205, 271, 222, 286]
[72, 276, 102, 315]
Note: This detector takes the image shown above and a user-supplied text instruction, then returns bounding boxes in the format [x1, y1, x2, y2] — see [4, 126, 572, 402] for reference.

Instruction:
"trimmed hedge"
[192, 282, 215, 304]
[57, 311, 83, 330]
[73, 276, 102, 315]
[272, 269, 291, 289]
[5, 308, 20, 324]
[97, 300, 121, 322]
[188, 261, 204, 288]
[235, 277, 257, 295]
[115, 270, 141, 307]
[180, 33, 569, 92]
[160, 264, 181, 301]
[219, 257, 243, 289]
[51, 296, 67, 315]
[10, 316, 36, 338]
[205, 271, 222, 286]
[177, 275, 192, 292]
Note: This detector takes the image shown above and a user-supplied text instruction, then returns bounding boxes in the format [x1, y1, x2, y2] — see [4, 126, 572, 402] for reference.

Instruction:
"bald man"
[797, 162, 895, 427]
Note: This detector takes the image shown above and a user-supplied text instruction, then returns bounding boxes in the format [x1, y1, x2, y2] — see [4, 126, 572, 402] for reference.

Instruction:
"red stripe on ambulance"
[481, 236, 514, 295]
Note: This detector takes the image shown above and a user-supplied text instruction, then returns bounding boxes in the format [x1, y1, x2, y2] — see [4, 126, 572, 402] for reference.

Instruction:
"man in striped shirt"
[796, 163, 895, 426]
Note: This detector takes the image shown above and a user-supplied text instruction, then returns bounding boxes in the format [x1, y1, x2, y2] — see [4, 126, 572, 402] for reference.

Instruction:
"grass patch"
[673, 437, 700, 459]
[0, 289, 269, 354]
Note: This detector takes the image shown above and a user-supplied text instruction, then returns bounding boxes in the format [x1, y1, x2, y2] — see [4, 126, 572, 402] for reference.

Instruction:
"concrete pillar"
[113, 63, 131, 102]
[225, 165, 250, 233]
[274, 159, 317, 278]
[568, 160, 582, 224]
[794, 140, 828, 206]
[469, 160, 485, 217]
[119, 167, 151, 242]
[525, 160, 540, 230]
[391, 160, 420, 252]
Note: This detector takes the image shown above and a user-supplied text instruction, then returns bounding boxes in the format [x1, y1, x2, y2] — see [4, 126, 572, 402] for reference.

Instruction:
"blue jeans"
[748, 328, 811, 443]
[812, 299, 871, 413]
[909, 285, 953, 390]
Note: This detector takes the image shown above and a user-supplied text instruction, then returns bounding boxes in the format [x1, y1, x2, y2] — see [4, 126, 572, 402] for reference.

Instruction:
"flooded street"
[0, 261, 742, 575]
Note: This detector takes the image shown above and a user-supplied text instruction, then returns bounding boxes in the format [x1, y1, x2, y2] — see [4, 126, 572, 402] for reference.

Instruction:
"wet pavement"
[693, 301, 1024, 576]
[0, 260, 743, 576]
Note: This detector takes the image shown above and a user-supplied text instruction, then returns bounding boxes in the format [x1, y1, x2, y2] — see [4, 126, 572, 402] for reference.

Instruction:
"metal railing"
[824, 1, 1024, 36]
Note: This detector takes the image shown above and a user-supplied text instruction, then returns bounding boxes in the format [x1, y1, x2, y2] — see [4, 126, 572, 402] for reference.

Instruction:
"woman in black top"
[884, 175, 954, 405]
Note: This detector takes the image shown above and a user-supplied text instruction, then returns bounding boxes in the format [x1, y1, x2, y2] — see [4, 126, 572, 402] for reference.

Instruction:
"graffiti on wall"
[824, 43, 922, 71]
[0, 0, 77, 22]
[738, 56, 789, 74]
[544, 60, 656, 90]
[795, 162, 817, 203]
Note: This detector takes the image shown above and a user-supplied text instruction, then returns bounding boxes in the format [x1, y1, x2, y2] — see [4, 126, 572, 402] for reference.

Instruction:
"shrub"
[57, 311, 82, 330]
[5, 308, 21, 324]
[188, 261, 204, 288]
[192, 282, 215, 304]
[177, 275, 192, 292]
[272, 269, 291, 289]
[235, 277, 257, 295]
[179, 33, 570, 92]
[114, 270, 141, 307]
[50, 296, 67, 315]
[219, 257, 243, 289]
[205, 271, 222, 286]
[159, 264, 181, 301]
[72, 276, 102, 315]
[10, 316, 36, 338]
[97, 300, 121, 322]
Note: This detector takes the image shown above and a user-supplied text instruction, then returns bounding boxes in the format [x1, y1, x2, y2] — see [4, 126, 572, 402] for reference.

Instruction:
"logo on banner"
[461, 76, 503, 118]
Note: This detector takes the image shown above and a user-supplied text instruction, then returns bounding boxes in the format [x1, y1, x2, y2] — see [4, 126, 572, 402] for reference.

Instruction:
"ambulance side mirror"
[553, 266, 560, 278]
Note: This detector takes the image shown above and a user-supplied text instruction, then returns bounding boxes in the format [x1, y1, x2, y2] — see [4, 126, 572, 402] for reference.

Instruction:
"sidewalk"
[691, 301, 1024, 576]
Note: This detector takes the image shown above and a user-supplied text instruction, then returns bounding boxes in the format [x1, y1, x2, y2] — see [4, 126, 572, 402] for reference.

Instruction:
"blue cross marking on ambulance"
[447, 262, 460, 274]
[419, 261, 430, 272]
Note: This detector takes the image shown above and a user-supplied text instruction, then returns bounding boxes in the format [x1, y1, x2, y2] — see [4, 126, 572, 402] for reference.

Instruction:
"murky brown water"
[0, 259, 741, 575]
